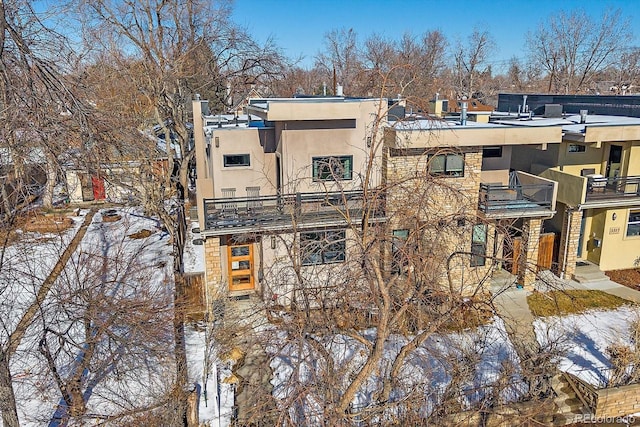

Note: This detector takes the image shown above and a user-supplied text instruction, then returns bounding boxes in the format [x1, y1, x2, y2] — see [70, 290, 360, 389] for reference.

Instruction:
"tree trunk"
[42, 151, 57, 209]
[0, 356, 19, 427]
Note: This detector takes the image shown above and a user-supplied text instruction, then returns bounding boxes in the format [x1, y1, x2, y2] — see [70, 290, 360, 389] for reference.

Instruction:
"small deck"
[478, 182, 555, 218]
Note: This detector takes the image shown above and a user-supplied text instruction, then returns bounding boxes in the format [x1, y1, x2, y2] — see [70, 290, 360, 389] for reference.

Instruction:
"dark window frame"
[428, 153, 465, 177]
[301, 230, 346, 265]
[627, 210, 640, 237]
[568, 144, 586, 153]
[312, 156, 353, 181]
[391, 229, 410, 274]
[470, 223, 487, 267]
[482, 146, 503, 158]
[223, 154, 251, 167]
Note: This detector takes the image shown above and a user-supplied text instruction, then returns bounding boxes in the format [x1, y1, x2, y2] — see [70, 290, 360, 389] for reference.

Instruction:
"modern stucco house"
[193, 95, 566, 310]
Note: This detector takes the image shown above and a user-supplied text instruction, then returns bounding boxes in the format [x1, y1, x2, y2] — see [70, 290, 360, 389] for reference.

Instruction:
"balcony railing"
[478, 183, 555, 216]
[204, 189, 385, 232]
[585, 176, 640, 201]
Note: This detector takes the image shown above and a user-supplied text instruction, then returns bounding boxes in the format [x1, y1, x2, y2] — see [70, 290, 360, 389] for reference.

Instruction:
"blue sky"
[232, 0, 640, 72]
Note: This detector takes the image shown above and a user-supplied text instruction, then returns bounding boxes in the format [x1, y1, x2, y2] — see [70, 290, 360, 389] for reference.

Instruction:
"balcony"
[203, 189, 385, 235]
[585, 176, 640, 202]
[478, 172, 557, 218]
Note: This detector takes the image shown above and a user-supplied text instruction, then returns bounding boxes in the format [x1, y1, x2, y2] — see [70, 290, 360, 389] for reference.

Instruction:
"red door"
[91, 176, 106, 200]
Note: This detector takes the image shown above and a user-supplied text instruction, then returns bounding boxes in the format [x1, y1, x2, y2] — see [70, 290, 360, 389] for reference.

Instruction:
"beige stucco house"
[194, 96, 568, 312]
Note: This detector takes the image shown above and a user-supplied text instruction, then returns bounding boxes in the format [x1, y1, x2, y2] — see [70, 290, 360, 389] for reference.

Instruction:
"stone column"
[558, 209, 583, 280]
[518, 218, 543, 289]
[204, 236, 223, 315]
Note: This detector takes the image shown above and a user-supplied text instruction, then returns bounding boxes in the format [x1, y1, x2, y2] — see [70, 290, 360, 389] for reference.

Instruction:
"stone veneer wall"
[558, 208, 583, 280]
[595, 383, 640, 417]
[383, 148, 491, 295]
[204, 236, 223, 313]
[518, 218, 543, 289]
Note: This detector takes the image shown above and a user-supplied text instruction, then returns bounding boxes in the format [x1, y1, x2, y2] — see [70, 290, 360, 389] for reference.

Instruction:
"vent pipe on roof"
[323, 82, 327, 96]
[435, 92, 439, 101]
[580, 109, 588, 124]
[337, 85, 343, 97]
[461, 102, 468, 126]
[522, 95, 528, 113]
[194, 93, 200, 100]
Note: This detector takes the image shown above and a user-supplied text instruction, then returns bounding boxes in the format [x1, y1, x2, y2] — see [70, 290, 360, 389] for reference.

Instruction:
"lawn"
[527, 289, 632, 317]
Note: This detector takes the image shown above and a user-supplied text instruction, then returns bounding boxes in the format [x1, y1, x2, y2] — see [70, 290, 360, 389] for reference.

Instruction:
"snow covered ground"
[534, 305, 640, 387]
[269, 317, 525, 423]
[3, 207, 175, 426]
[185, 326, 234, 427]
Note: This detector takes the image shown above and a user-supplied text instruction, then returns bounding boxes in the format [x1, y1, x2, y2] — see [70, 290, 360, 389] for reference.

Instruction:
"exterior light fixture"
[215, 136, 219, 148]
[612, 213, 617, 221]
[271, 235, 276, 249]
[366, 137, 372, 148]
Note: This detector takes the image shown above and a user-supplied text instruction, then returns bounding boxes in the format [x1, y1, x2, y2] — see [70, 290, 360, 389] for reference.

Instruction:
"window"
[627, 210, 640, 237]
[392, 229, 410, 274]
[482, 146, 503, 158]
[312, 156, 353, 181]
[301, 230, 346, 265]
[428, 153, 464, 177]
[471, 224, 487, 266]
[568, 144, 586, 153]
[223, 154, 250, 167]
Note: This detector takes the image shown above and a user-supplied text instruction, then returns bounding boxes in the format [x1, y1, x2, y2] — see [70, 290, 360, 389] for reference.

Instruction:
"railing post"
[295, 192, 302, 219]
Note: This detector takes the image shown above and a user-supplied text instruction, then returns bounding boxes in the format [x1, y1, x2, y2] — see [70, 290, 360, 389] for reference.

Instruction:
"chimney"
[580, 109, 588, 124]
[461, 102, 468, 126]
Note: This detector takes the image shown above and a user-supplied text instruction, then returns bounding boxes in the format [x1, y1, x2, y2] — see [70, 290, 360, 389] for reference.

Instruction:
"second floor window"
[312, 156, 353, 181]
[428, 153, 464, 177]
[223, 154, 250, 167]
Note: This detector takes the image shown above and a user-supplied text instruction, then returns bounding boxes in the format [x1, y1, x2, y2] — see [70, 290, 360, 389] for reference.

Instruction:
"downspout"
[560, 206, 575, 280]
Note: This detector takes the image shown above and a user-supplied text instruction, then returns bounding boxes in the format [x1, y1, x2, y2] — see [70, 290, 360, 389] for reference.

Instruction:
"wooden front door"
[537, 232, 555, 271]
[228, 244, 254, 292]
[505, 236, 522, 275]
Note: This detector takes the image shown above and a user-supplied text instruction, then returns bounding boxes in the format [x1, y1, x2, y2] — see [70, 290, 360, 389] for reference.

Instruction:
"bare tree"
[362, 31, 447, 101]
[315, 28, 364, 95]
[453, 29, 495, 99]
[0, 0, 94, 212]
[32, 211, 177, 425]
[77, 0, 286, 205]
[527, 8, 631, 94]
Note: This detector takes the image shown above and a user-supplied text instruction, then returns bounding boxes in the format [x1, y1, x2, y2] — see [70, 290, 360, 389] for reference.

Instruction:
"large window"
[471, 224, 487, 266]
[312, 156, 353, 181]
[428, 153, 464, 177]
[627, 211, 640, 237]
[223, 154, 250, 167]
[301, 230, 346, 265]
[392, 229, 410, 274]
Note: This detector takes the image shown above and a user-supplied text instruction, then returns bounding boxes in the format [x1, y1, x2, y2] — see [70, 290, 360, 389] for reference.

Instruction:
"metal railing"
[204, 189, 385, 231]
[585, 175, 640, 201]
[478, 183, 554, 214]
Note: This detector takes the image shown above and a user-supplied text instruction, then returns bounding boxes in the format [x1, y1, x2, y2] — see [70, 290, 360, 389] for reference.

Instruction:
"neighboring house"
[227, 87, 263, 117]
[384, 113, 559, 290]
[64, 142, 169, 204]
[498, 94, 640, 276]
